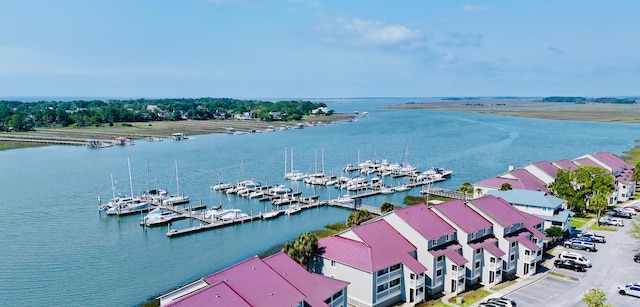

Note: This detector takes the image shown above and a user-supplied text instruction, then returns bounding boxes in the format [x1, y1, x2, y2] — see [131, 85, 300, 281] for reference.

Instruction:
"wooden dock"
[421, 187, 472, 200]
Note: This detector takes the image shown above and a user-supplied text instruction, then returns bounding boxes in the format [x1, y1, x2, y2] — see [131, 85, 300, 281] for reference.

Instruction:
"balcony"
[408, 274, 426, 288]
[522, 254, 533, 263]
[487, 261, 502, 271]
[450, 268, 465, 280]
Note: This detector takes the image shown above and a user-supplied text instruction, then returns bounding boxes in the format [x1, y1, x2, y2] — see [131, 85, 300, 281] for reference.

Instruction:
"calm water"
[1, 98, 638, 306]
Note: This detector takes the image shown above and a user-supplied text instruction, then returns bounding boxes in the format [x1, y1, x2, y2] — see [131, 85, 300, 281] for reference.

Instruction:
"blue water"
[0, 98, 638, 306]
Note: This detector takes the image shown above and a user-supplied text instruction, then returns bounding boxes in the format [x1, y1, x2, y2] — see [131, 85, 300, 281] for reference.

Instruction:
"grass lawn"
[571, 214, 594, 229]
[448, 287, 491, 306]
[588, 223, 618, 232]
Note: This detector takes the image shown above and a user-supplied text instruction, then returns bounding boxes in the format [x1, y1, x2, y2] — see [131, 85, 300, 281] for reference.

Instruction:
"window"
[446, 233, 452, 241]
[510, 254, 515, 261]
[476, 249, 481, 255]
[377, 283, 389, 293]
[410, 273, 415, 280]
[330, 260, 336, 267]
[436, 269, 442, 277]
[511, 242, 516, 248]
[490, 257, 496, 263]
[451, 265, 457, 271]
[431, 239, 437, 246]
[390, 264, 401, 272]
[437, 255, 444, 262]
[525, 250, 530, 256]
[377, 268, 389, 276]
[390, 278, 400, 287]
[470, 232, 476, 239]
[333, 291, 342, 300]
[475, 261, 480, 269]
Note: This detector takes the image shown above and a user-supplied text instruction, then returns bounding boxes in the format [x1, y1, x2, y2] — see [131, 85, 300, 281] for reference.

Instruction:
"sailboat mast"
[175, 161, 180, 196]
[127, 157, 134, 197]
[110, 172, 116, 200]
[284, 147, 287, 177]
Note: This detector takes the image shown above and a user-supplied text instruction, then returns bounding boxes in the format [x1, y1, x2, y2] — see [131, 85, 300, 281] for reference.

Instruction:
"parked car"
[563, 239, 597, 252]
[609, 209, 632, 219]
[559, 251, 592, 267]
[621, 207, 637, 215]
[486, 297, 517, 307]
[599, 217, 624, 226]
[573, 236, 596, 243]
[618, 283, 640, 297]
[635, 253, 640, 263]
[554, 259, 587, 272]
[576, 232, 606, 243]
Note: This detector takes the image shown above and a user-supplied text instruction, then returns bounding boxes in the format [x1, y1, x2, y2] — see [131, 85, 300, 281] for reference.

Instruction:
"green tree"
[544, 226, 564, 242]
[457, 182, 473, 201]
[282, 232, 318, 268]
[589, 192, 609, 226]
[548, 166, 615, 214]
[499, 182, 512, 191]
[380, 202, 395, 213]
[582, 288, 612, 307]
[346, 210, 375, 227]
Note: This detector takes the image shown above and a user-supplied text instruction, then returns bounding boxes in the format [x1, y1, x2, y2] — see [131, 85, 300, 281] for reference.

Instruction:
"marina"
[3, 98, 639, 307]
[99, 152, 453, 237]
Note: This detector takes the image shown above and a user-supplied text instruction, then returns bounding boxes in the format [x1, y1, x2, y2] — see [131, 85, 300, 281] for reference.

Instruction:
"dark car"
[554, 259, 587, 272]
[573, 236, 596, 243]
[609, 209, 632, 219]
[577, 232, 606, 243]
[635, 253, 640, 263]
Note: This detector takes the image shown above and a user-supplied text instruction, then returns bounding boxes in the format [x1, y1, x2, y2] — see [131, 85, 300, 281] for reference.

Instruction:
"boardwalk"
[421, 187, 472, 200]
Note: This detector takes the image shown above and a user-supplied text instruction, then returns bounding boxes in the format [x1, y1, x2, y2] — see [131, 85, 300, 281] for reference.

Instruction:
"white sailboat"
[284, 147, 306, 181]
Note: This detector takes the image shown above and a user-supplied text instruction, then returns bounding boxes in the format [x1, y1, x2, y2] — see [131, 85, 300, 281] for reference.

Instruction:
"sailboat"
[284, 147, 306, 181]
[159, 161, 190, 205]
[106, 158, 151, 215]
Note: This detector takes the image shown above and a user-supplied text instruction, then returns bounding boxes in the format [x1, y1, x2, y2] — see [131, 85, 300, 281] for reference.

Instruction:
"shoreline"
[384, 99, 640, 124]
[0, 113, 355, 150]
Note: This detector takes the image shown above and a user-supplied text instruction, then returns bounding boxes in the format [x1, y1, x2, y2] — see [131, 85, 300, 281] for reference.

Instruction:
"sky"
[1, 0, 639, 99]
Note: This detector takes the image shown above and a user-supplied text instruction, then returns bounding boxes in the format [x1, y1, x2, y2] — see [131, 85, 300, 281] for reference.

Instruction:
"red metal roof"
[468, 236, 505, 257]
[393, 204, 456, 240]
[432, 199, 493, 234]
[168, 282, 252, 307]
[264, 252, 348, 307]
[469, 195, 525, 228]
[428, 242, 468, 266]
[202, 257, 306, 307]
[318, 219, 427, 274]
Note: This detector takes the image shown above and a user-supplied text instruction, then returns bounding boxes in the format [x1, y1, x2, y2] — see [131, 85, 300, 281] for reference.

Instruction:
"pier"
[421, 187, 472, 200]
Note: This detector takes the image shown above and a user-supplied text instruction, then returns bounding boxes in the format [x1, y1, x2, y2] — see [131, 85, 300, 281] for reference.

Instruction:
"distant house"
[268, 111, 282, 120]
[312, 107, 329, 114]
[234, 112, 253, 120]
[486, 189, 571, 233]
[159, 252, 348, 307]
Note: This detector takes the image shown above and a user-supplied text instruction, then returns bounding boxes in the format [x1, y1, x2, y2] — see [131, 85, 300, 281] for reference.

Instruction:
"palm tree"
[380, 202, 395, 213]
[346, 210, 375, 227]
[283, 232, 318, 268]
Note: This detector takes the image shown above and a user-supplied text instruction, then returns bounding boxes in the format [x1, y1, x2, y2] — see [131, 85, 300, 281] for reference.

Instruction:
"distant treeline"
[0, 98, 333, 132]
[541, 96, 637, 104]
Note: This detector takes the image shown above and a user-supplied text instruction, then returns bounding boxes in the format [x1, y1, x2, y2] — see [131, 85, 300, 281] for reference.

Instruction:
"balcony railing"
[450, 269, 465, 279]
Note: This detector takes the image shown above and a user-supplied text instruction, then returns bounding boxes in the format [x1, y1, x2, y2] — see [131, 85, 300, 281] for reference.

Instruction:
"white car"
[618, 283, 640, 297]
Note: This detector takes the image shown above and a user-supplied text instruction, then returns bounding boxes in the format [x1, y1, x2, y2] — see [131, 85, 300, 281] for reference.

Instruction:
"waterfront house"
[381, 204, 463, 296]
[485, 189, 571, 233]
[159, 252, 348, 307]
[473, 167, 549, 198]
[467, 195, 545, 278]
[430, 199, 499, 291]
[312, 219, 427, 307]
[572, 151, 635, 203]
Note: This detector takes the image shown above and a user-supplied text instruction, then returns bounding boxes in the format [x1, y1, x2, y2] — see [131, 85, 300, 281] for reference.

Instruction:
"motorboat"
[210, 182, 232, 191]
[262, 210, 281, 219]
[269, 184, 292, 194]
[140, 208, 182, 226]
[202, 206, 249, 222]
[285, 205, 301, 215]
[106, 198, 151, 215]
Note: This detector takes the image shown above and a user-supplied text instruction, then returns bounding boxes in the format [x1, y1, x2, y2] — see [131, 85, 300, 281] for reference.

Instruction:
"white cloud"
[462, 4, 488, 12]
[322, 17, 422, 48]
[440, 32, 483, 47]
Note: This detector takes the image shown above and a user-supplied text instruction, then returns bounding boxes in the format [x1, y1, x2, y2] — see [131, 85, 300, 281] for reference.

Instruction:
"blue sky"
[1, 0, 639, 99]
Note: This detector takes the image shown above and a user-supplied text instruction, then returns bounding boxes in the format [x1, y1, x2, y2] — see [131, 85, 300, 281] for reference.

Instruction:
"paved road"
[502, 216, 640, 307]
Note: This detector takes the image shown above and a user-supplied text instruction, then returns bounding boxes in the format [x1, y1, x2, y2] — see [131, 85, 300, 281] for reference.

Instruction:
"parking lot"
[502, 216, 640, 307]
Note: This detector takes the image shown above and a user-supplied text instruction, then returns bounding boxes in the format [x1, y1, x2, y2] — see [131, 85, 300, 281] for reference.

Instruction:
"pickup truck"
[563, 239, 597, 252]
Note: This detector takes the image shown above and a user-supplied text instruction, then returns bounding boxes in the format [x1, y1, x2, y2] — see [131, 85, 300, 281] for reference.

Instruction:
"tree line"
[0, 98, 333, 132]
[541, 96, 637, 104]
